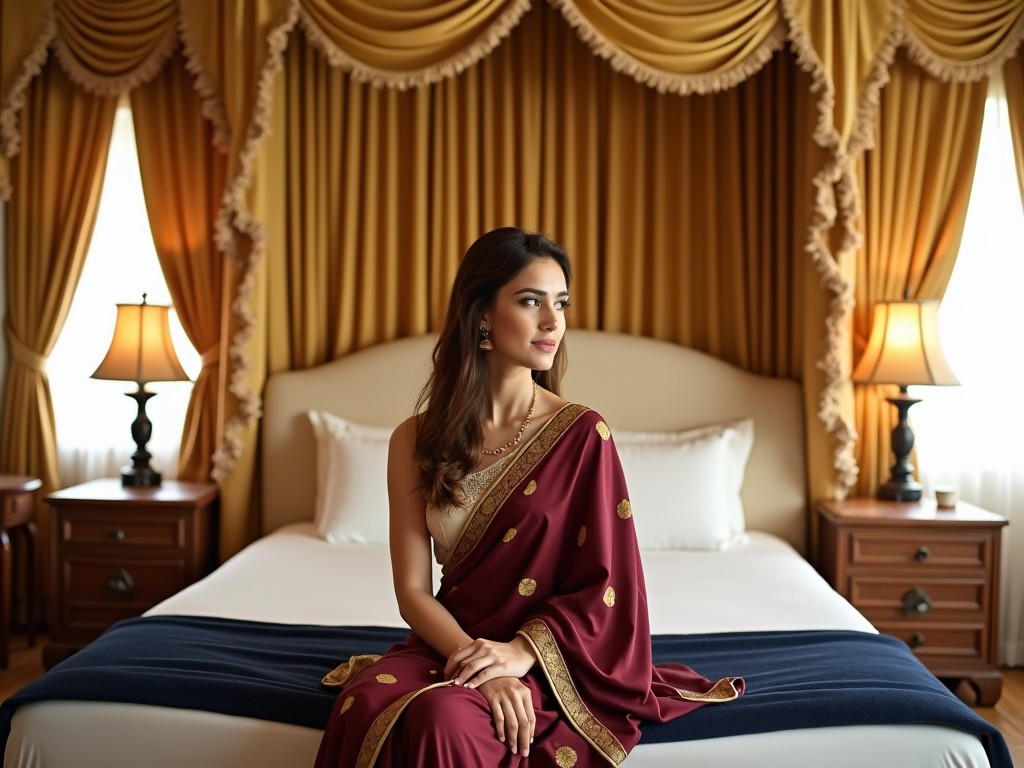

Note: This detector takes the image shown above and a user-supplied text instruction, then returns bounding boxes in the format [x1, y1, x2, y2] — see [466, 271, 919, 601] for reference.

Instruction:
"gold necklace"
[481, 381, 538, 456]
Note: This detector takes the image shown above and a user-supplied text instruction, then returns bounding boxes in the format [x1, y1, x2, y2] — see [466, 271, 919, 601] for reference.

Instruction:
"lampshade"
[91, 297, 190, 385]
[852, 299, 959, 387]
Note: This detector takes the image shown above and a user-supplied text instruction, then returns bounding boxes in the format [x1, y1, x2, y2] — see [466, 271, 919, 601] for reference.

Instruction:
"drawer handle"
[910, 632, 926, 648]
[107, 568, 136, 596]
[902, 586, 933, 615]
[914, 546, 930, 562]
[110, 528, 126, 543]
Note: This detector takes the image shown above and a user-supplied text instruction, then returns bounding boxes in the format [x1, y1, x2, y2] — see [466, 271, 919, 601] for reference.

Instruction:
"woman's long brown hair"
[414, 227, 571, 508]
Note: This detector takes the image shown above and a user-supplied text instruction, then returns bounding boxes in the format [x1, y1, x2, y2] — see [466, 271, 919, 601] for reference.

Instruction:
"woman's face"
[483, 256, 569, 372]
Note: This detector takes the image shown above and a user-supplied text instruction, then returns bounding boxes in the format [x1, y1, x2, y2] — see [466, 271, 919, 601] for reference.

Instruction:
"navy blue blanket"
[0, 616, 1011, 768]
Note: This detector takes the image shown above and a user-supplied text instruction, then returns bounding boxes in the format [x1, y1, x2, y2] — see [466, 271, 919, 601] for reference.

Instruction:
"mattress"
[4, 525, 992, 768]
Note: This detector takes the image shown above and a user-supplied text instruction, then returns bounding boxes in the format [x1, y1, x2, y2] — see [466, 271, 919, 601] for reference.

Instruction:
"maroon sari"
[315, 404, 743, 767]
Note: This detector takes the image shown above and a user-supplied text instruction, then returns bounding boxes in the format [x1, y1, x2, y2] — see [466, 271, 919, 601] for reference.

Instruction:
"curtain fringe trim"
[781, 0, 858, 497]
[808, 157, 859, 495]
[296, 0, 532, 90]
[827, 14, 895, 493]
[0, 7, 57, 199]
[549, 0, 787, 95]
[51, 23, 178, 97]
[901, 11, 1024, 84]
[177, 4, 231, 151]
[781, 0, 837, 173]
[211, 2, 300, 484]
[847, 16, 902, 158]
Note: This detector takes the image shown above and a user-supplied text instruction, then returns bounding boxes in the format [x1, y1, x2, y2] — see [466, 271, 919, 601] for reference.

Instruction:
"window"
[910, 73, 1024, 667]
[912, 78, 1024, 477]
[48, 102, 200, 486]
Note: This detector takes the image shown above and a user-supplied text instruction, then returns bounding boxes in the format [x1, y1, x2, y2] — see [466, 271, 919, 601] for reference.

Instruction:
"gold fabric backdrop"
[1, 0, 1022, 571]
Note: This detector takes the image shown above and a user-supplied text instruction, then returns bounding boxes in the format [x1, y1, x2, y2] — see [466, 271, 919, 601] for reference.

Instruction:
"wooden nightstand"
[0, 475, 43, 669]
[44, 479, 218, 669]
[816, 497, 1007, 705]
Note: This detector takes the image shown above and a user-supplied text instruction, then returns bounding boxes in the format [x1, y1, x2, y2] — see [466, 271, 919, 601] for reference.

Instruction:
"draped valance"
[7, 1, 1021, 161]
[1, 0, 1022, 498]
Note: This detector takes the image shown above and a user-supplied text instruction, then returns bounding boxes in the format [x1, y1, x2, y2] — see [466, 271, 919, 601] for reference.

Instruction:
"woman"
[315, 227, 743, 767]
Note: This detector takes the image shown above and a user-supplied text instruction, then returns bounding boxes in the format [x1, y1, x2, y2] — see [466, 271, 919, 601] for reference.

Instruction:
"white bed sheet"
[5, 525, 991, 768]
[144, 524, 878, 635]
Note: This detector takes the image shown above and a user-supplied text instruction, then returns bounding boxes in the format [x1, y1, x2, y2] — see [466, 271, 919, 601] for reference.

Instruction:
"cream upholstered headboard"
[261, 331, 807, 551]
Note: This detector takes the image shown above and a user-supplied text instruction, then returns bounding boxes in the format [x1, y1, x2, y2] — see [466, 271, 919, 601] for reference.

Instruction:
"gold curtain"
[0, 59, 116, 618]
[270, 6, 817, 374]
[0, 0, 51, 197]
[785, 0, 902, 503]
[298, 0, 533, 87]
[258, 7, 821, 553]
[852, 51, 987, 498]
[902, 0, 1024, 81]
[1, 58, 116, 478]
[131, 48, 228, 483]
[1005, 54, 1024, 200]
[51, 0, 178, 93]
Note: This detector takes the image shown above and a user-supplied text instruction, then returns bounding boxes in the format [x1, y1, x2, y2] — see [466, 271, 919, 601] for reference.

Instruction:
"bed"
[1, 331, 1009, 767]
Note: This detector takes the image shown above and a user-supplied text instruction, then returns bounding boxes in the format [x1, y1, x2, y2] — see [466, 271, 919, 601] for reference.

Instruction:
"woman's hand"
[445, 636, 538, 755]
[476, 677, 536, 757]
[444, 636, 536, 688]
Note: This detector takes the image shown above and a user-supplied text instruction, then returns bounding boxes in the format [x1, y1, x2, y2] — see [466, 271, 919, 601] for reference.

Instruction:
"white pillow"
[612, 419, 754, 550]
[308, 410, 392, 544]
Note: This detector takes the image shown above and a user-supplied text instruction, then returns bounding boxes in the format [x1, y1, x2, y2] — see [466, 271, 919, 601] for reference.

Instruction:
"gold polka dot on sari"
[616, 499, 632, 519]
[595, 421, 610, 440]
[524, 479, 537, 495]
[375, 673, 397, 684]
[603, 587, 616, 607]
[555, 745, 578, 766]
[339, 696, 355, 715]
[503, 528, 517, 542]
[518, 578, 537, 596]
[577, 526, 587, 546]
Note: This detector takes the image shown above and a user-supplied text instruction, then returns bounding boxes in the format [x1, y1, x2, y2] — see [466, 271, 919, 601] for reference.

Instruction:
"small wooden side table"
[44, 479, 218, 669]
[0, 474, 43, 669]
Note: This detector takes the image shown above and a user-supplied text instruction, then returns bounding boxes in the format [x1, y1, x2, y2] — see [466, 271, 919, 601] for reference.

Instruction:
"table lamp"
[852, 297, 959, 501]
[90, 294, 191, 487]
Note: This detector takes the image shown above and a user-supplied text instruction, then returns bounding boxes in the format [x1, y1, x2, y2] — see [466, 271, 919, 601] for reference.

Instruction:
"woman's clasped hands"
[445, 637, 538, 756]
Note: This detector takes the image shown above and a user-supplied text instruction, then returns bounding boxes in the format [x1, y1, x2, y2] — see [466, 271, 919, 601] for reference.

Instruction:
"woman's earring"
[479, 326, 493, 351]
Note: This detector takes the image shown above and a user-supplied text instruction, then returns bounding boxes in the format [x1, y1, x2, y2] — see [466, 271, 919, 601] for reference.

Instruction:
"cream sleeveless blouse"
[426, 450, 517, 565]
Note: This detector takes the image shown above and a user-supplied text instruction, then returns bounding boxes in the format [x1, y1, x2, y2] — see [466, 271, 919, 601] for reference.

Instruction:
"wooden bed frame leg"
[965, 673, 1003, 707]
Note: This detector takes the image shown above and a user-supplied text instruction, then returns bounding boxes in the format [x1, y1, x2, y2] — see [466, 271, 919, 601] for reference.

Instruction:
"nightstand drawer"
[59, 513, 187, 550]
[847, 529, 989, 569]
[849, 576, 987, 622]
[3, 490, 35, 527]
[62, 557, 187, 604]
[875, 623, 986, 661]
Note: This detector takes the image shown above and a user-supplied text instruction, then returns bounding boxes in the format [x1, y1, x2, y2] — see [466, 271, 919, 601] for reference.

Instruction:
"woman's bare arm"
[388, 417, 472, 659]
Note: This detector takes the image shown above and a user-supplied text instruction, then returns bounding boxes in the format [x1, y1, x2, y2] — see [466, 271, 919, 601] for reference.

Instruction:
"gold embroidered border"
[355, 680, 453, 768]
[445, 403, 589, 571]
[518, 619, 626, 767]
[652, 678, 743, 703]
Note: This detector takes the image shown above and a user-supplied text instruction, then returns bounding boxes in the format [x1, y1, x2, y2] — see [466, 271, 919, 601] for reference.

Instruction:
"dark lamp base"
[878, 478, 922, 502]
[879, 387, 924, 503]
[121, 466, 162, 488]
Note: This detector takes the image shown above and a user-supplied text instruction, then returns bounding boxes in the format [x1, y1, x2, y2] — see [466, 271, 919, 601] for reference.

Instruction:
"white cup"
[934, 486, 958, 508]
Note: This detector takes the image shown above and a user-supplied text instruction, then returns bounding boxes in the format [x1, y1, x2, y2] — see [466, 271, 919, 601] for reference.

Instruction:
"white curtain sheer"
[47, 102, 200, 488]
[912, 75, 1024, 667]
